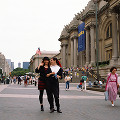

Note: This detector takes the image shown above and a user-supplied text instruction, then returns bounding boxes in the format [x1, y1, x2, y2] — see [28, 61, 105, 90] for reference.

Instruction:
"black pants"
[18, 81, 21, 85]
[39, 90, 44, 104]
[46, 80, 60, 110]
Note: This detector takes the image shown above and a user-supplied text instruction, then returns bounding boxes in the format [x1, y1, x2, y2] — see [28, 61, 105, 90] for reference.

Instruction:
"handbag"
[104, 91, 109, 101]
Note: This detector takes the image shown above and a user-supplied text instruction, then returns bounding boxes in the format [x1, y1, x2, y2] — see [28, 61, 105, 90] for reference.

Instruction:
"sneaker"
[57, 109, 62, 113]
[112, 104, 114, 107]
[50, 108, 54, 113]
[41, 105, 44, 111]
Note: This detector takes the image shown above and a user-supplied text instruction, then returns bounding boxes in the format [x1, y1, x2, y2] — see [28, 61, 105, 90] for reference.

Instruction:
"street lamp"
[93, 0, 99, 81]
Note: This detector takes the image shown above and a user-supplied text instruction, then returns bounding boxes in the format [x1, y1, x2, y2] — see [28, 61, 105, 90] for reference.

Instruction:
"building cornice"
[68, 25, 78, 33]
[81, 11, 95, 21]
[98, 3, 109, 15]
[58, 35, 69, 41]
[70, 36, 78, 40]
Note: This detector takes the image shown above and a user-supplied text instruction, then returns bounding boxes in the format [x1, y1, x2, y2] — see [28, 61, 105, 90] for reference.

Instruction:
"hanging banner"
[78, 22, 86, 52]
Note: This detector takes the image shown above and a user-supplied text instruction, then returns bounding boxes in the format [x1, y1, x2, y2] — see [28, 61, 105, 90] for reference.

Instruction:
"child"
[77, 82, 82, 90]
[64, 74, 71, 91]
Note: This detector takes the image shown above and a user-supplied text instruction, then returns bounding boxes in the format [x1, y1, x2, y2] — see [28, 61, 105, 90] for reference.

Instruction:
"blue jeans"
[66, 81, 69, 89]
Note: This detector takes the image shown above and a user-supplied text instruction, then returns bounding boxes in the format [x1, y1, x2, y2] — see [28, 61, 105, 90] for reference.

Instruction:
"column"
[86, 29, 90, 66]
[74, 38, 77, 68]
[71, 39, 74, 67]
[117, 14, 120, 64]
[61, 45, 63, 66]
[118, 14, 120, 57]
[111, 12, 118, 60]
[66, 45, 68, 68]
[90, 25, 95, 65]
[62, 44, 66, 68]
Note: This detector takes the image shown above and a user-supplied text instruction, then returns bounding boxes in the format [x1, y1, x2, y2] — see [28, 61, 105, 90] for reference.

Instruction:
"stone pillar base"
[118, 58, 120, 65]
[85, 62, 89, 67]
[73, 65, 77, 69]
[110, 59, 118, 66]
[90, 61, 95, 67]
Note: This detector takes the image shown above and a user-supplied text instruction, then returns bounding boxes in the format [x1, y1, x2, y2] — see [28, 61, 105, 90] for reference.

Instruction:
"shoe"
[57, 109, 62, 113]
[41, 105, 44, 111]
[112, 104, 114, 107]
[50, 108, 54, 113]
[53, 108, 56, 111]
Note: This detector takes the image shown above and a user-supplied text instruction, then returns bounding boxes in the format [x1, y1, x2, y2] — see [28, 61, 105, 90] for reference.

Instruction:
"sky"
[0, 0, 90, 68]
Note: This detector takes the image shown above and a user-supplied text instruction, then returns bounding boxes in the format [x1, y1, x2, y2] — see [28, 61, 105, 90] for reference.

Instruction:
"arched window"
[106, 23, 112, 39]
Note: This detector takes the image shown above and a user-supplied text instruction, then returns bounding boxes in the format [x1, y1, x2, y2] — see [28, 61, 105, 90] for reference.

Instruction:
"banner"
[78, 22, 86, 52]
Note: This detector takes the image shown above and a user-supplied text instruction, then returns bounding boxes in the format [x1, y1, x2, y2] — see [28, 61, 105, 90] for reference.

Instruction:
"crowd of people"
[1, 75, 37, 86]
[63, 66, 120, 107]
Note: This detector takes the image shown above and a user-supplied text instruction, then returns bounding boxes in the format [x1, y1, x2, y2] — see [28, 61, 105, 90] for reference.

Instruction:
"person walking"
[46, 57, 63, 113]
[74, 71, 77, 78]
[24, 75, 28, 86]
[81, 74, 88, 91]
[35, 57, 50, 111]
[18, 76, 21, 85]
[70, 73, 73, 82]
[13, 76, 16, 84]
[105, 67, 119, 106]
[64, 74, 71, 91]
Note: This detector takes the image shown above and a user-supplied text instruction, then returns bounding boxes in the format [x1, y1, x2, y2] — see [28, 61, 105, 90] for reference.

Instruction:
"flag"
[36, 48, 41, 55]
[78, 22, 86, 52]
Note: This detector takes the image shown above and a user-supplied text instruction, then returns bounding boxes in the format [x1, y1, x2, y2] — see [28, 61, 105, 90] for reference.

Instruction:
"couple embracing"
[35, 57, 63, 113]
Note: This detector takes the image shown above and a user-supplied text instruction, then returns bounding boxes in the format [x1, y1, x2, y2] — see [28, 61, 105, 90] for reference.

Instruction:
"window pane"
[106, 26, 109, 38]
[110, 23, 112, 37]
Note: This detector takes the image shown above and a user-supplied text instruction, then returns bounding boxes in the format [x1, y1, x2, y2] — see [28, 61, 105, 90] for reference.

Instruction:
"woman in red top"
[35, 57, 50, 111]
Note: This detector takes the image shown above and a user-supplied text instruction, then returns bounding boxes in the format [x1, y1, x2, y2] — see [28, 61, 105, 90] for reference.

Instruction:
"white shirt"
[65, 76, 71, 82]
[99, 81, 102, 85]
[50, 65, 60, 74]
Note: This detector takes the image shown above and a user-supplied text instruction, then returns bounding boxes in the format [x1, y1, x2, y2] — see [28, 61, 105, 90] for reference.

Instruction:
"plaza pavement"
[0, 83, 120, 120]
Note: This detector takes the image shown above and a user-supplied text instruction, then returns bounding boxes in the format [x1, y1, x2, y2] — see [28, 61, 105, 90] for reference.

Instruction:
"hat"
[42, 57, 50, 61]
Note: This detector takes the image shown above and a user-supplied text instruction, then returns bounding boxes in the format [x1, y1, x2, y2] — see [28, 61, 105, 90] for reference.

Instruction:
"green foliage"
[95, 60, 110, 67]
[98, 60, 110, 66]
[11, 68, 29, 77]
[99, 64, 108, 67]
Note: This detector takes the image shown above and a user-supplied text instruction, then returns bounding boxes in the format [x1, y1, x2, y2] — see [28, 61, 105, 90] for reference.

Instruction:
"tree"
[11, 68, 29, 77]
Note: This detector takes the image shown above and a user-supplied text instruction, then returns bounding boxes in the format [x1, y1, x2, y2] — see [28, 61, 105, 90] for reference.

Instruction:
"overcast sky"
[0, 0, 90, 68]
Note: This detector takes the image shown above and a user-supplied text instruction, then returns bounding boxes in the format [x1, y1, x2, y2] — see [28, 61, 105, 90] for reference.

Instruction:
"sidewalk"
[0, 84, 9, 92]
[0, 83, 120, 120]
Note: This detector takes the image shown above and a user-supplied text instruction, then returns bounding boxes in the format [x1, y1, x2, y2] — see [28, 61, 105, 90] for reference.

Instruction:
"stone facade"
[58, 0, 120, 70]
[29, 51, 59, 72]
[0, 52, 11, 76]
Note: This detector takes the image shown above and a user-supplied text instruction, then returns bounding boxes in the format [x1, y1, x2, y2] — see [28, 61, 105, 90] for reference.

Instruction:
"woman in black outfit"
[46, 57, 63, 113]
[35, 57, 50, 111]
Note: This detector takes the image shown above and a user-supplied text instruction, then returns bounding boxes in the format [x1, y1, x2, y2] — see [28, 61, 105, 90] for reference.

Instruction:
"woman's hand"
[46, 72, 55, 77]
[51, 72, 55, 75]
[38, 62, 44, 69]
[57, 75, 61, 79]
[46, 74, 50, 77]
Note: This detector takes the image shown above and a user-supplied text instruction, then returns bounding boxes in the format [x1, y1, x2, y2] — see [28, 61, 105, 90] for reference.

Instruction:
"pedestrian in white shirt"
[64, 74, 71, 91]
